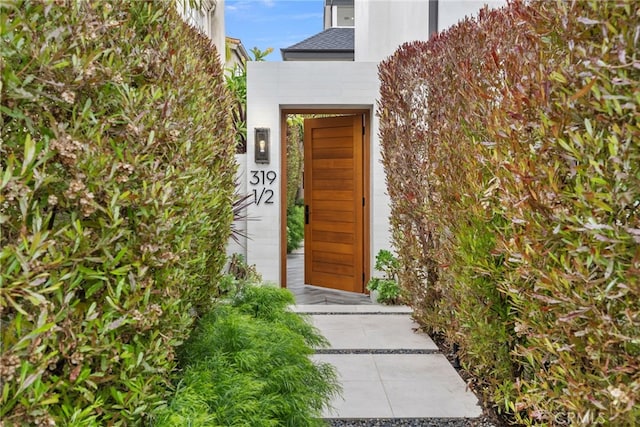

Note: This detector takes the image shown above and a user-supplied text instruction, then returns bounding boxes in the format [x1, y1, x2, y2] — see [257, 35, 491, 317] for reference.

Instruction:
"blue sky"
[225, 0, 325, 61]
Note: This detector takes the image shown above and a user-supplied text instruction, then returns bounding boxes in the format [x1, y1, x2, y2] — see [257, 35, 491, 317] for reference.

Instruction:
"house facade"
[225, 36, 250, 72]
[242, 0, 505, 292]
[177, 0, 226, 64]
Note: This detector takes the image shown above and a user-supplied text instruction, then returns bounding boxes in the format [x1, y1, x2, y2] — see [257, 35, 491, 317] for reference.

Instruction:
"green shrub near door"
[367, 250, 403, 305]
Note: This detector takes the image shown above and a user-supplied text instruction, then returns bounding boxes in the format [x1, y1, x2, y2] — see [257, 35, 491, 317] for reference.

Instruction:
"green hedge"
[1, 0, 235, 424]
[379, 0, 638, 424]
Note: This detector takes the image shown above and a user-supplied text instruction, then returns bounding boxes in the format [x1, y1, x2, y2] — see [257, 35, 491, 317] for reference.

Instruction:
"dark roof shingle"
[283, 27, 354, 52]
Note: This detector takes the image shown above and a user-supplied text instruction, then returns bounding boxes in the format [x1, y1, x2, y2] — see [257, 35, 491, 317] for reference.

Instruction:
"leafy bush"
[218, 253, 263, 297]
[367, 250, 403, 304]
[367, 278, 401, 305]
[287, 204, 305, 253]
[227, 253, 262, 284]
[449, 215, 518, 412]
[379, 0, 639, 424]
[286, 115, 304, 212]
[373, 249, 400, 279]
[154, 285, 341, 427]
[1, 0, 235, 424]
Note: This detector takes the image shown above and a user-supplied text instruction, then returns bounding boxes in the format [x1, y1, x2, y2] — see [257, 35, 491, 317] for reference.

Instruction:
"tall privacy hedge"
[1, 0, 235, 424]
[379, 0, 639, 424]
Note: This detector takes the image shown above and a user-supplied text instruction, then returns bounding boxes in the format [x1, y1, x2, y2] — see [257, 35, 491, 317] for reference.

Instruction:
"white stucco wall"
[354, 0, 431, 63]
[438, 0, 506, 31]
[246, 61, 390, 285]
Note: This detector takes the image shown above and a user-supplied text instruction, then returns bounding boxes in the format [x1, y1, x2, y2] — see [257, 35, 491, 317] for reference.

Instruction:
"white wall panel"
[355, 0, 431, 63]
[438, 0, 506, 31]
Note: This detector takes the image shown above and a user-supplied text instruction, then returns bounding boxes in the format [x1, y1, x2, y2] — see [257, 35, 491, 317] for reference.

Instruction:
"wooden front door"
[304, 115, 364, 293]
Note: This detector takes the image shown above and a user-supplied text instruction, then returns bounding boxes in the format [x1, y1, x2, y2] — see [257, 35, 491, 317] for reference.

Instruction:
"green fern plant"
[153, 285, 340, 426]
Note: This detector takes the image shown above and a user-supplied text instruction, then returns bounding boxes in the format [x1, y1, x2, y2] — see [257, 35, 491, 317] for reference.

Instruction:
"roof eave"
[281, 49, 355, 61]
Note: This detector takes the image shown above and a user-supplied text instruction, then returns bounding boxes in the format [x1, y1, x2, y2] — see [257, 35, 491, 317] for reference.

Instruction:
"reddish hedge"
[1, 0, 235, 424]
[379, 0, 639, 424]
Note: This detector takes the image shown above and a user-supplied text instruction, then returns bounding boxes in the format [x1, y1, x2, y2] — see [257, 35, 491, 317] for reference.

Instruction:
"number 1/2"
[253, 188, 274, 205]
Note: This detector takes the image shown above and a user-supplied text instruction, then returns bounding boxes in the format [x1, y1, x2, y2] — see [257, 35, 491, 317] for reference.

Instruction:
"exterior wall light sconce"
[254, 128, 270, 164]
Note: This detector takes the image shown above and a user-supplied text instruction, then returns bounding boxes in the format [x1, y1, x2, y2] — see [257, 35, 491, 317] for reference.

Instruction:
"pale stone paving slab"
[309, 314, 438, 350]
[331, 380, 394, 418]
[313, 353, 481, 419]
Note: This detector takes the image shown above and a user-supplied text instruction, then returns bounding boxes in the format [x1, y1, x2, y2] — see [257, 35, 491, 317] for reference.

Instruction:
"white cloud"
[225, 0, 253, 13]
[289, 12, 323, 20]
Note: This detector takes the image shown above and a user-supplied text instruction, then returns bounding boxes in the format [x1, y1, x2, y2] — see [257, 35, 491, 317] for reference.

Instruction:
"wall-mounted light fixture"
[254, 128, 270, 164]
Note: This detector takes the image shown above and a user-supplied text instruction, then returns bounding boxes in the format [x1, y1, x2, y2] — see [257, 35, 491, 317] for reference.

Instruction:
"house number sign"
[249, 170, 276, 205]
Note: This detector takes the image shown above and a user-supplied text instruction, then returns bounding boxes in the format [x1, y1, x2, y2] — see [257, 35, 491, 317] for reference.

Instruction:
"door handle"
[305, 205, 310, 225]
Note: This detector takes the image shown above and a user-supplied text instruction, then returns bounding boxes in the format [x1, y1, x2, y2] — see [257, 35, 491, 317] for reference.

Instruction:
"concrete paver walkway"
[291, 304, 482, 421]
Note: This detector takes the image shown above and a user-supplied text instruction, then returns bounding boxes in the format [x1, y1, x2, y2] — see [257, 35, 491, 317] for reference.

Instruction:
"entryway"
[287, 247, 372, 305]
[281, 110, 370, 294]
